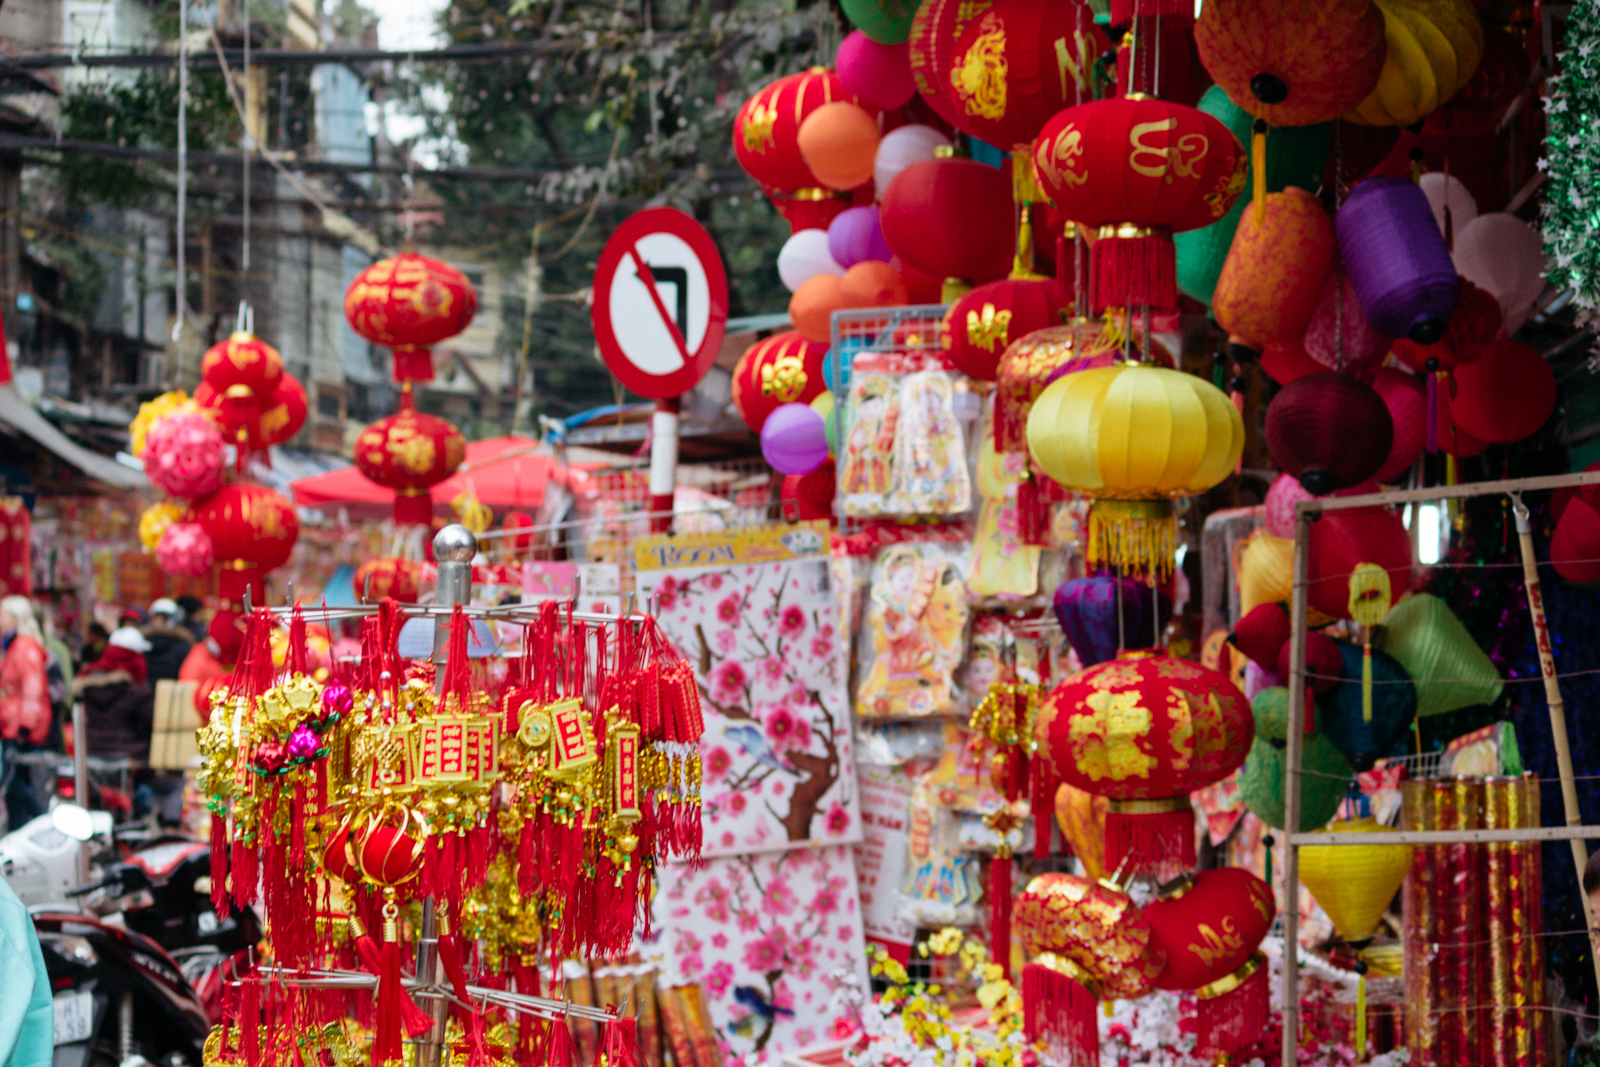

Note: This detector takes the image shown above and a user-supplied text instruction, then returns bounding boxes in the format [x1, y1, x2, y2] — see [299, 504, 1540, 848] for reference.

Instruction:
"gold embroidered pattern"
[1187, 918, 1245, 970]
[951, 14, 1008, 120]
[761, 353, 808, 401]
[966, 303, 1012, 352]
[742, 96, 779, 154]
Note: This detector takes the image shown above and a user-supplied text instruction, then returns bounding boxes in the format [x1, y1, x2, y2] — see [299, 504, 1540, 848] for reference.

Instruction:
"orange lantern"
[943, 0, 1107, 149]
[1036, 650, 1254, 872]
[344, 252, 478, 384]
[1033, 96, 1248, 312]
[944, 278, 1067, 383]
[189, 482, 300, 608]
[1195, 0, 1387, 127]
[354, 558, 423, 603]
[797, 101, 881, 190]
[788, 274, 849, 344]
[1213, 187, 1336, 351]
[736, 70, 861, 229]
[840, 261, 908, 307]
[353, 391, 467, 526]
[731, 331, 830, 433]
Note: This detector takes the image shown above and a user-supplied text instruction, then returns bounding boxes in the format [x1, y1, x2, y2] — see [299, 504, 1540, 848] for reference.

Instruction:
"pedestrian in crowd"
[74, 626, 154, 763]
[142, 598, 194, 682]
[0, 597, 51, 825]
[78, 622, 108, 672]
[175, 595, 205, 637]
[181, 608, 242, 724]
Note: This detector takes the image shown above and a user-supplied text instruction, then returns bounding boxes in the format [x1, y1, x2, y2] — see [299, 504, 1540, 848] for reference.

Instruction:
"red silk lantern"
[781, 460, 837, 523]
[879, 157, 1014, 284]
[1117, 15, 1200, 103]
[1390, 275, 1500, 372]
[943, 0, 1106, 149]
[1435, 376, 1489, 458]
[943, 278, 1065, 382]
[357, 821, 426, 889]
[1194, 0, 1386, 127]
[1230, 602, 1290, 669]
[1368, 366, 1427, 482]
[202, 330, 283, 395]
[1260, 341, 1324, 384]
[344, 252, 478, 384]
[1265, 372, 1394, 494]
[1278, 630, 1345, 696]
[189, 482, 300, 608]
[353, 391, 467, 526]
[1033, 97, 1248, 312]
[1213, 188, 1336, 351]
[320, 822, 362, 886]
[1449, 340, 1556, 444]
[732, 331, 829, 433]
[736, 70, 858, 199]
[1036, 650, 1254, 872]
[1308, 507, 1412, 619]
[196, 371, 308, 451]
[908, 0, 993, 129]
[354, 557, 422, 603]
[1553, 497, 1600, 585]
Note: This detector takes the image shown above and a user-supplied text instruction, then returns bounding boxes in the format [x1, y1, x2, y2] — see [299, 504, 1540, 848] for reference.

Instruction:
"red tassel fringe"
[1090, 232, 1176, 314]
[1103, 805, 1194, 878]
[1017, 476, 1054, 547]
[1108, 0, 1191, 24]
[1195, 960, 1270, 1061]
[990, 854, 1012, 980]
[1022, 963, 1099, 1067]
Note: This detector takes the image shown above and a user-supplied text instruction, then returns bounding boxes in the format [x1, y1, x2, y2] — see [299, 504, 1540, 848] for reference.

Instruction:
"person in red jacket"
[0, 596, 51, 825]
[74, 627, 154, 763]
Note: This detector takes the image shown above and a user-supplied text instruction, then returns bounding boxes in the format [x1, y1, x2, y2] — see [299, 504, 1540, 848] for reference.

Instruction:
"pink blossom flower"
[681, 952, 704, 977]
[778, 604, 806, 637]
[771, 780, 785, 796]
[810, 886, 839, 914]
[764, 706, 799, 748]
[717, 594, 741, 624]
[830, 1017, 860, 1040]
[792, 718, 812, 749]
[837, 926, 853, 941]
[794, 1029, 816, 1048]
[820, 624, 834, 640]
[771, 983, 795, 1012]
[657, 575, 678, 610]
[762, 877, 797, 916]
[728, 793, 748, 815]
[704, 746, 733, 781]
[737, 911, 760, 931]
[713, 659, 746, 696]
[705, 574, 723, 590]
[712, 933, 728, 949]
[696, 879, 732, 923]
[716, 629, 737, 653]
[824, 802, 851, 836]
[742, 935, 785, 971]
[721, 831, 735, 847]
[705, 961, 735, 999]
[811, 637, 832, 659]
[761, 657, 785, 682]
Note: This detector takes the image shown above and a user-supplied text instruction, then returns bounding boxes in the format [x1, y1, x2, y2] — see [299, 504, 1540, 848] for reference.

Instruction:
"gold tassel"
[1347, 563, 1391, 726]
[1355, 971, 1367, 1060]
[1087, 500, 1178, 581]
[1362, 643, 1374, 723]
[1252, 120, 1268, 228]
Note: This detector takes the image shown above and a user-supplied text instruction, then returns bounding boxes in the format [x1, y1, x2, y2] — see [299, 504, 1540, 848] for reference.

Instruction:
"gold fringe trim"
[1087, 501, 1179, 580]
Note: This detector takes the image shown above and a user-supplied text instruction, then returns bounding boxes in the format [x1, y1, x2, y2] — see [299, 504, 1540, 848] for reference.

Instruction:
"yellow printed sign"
[634, 520, 830, 572]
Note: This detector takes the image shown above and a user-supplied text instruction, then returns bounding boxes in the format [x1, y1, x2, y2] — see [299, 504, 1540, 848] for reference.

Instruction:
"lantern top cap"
[228, 330, 256, 342]
[433, 524, 477, 563]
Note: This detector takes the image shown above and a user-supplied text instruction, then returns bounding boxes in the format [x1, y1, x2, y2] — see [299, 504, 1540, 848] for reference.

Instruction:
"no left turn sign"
[591, 207, 728, 399]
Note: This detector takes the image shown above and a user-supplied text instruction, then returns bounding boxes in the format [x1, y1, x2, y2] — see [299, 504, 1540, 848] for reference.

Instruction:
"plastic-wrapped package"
[855, 541, 972, 718]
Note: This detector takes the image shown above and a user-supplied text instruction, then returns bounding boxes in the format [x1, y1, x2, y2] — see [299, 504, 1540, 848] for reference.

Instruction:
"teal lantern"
[1318, 644, 1416, 771]
[1237, 686, 1352, 832]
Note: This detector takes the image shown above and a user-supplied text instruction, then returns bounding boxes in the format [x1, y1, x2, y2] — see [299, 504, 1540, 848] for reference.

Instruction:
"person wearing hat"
[74, 626, 155, 763]
[143, 598, 194, 683]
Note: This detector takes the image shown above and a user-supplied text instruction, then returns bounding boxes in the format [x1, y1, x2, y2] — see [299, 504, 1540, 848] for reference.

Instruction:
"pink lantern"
[838, 31, 917, 111]
[1452, 213, 1547, 333]
[1263, 474, 1312, 539]
[1369, 367, 1427, 482]
[142, 413, 227, 500]
[1303, 261, 1388, 371]
[156, 522, 215, 578]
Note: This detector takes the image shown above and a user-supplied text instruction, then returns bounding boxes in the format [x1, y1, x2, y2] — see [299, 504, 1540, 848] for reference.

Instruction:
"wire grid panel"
[828, 304, 950, 534]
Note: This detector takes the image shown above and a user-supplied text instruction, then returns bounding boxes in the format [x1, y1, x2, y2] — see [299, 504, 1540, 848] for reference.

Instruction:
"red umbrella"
[292, 435, 560, 520]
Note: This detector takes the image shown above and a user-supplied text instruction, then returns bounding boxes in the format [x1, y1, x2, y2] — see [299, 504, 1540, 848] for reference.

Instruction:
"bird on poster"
[724, 723, 796, 772]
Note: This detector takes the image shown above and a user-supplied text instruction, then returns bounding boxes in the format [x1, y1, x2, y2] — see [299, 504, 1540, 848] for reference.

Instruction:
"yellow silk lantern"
[1297, 816, 1413, 943]
[1027, 363, 1243, 578]
[1347, 0, 1483, 127]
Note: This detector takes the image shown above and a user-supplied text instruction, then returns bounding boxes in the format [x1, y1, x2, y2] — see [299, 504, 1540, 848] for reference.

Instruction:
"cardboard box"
[149, 680, 199, 770]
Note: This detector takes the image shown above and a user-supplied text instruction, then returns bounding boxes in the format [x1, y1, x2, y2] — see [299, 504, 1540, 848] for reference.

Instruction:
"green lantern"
[841, 0, 921, 44]
[1378, 593, 1504, 717]
[1237, 687, 1352, 832]
[1174, 86, 1332, 307]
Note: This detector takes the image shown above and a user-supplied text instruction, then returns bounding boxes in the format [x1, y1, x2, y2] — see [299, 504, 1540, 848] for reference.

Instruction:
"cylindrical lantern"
[732, 331, 830, 432]
[344, 253, 478, 383]
[1307, 506, 1413, 620]
[1034, 96, 1248, 311]
[1303, 261, 1389, 370]
[873, 124, 950, 195]
[1213, 187, 1336, 351]
[1194, 0, 1387, 127]
[1265, 372, 1394, 494]
[1053, 575, 1166, 669]
[777, 229, 846, 292]
[1451, 213, 1547, 333]
[1297, 816, 1414, 942]
[1336, 177, 1461, 343]
[841, 0, 920, 45]
[944, 278, 1065, 382]
[797, 101, 881, 190]
[1346, 0, 1484, 127]
[1450, 340, 1556, 444]
[353, 391, 467, 526]
[189, 482, 301, 607]
[879, 157, 1014, 284]
[1036, 650, 1254, 872]
[1368, 366, 1428, 483]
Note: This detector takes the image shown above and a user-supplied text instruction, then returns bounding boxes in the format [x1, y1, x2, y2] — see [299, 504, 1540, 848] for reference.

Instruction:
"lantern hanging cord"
[1298, 666, 1600, 685]
[170, 0, 189, 355]
[404, 51, 417, 247]
[241, 0, 250, 278]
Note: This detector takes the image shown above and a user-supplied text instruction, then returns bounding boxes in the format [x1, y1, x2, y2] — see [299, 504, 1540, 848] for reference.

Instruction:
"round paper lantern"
[827, 207, 893, 268]
[1036, 650, 1254, 870]
[1418, 172, 1478, 238]
[1378, 593, 1504, 715]
[142, 412, 227, 500]
[1266, 373, 1393, 494]
[899, 261, 946, 303]
[1034, 96, 1248, 311]
[1319, 644, 1416, 769]
[156, 521, 214, 579]
[353, 557, 422, 603]
[762, 403, 830, 475]
[353, 394, 467, 525]
[1053, 575, 1165, 669]
[842, 0, 920, 45]
[1278, 630, 1345, 696]
[1213, 188, 1336, 351]
[997, 320, 1124, 452]
[735, 69, 855, 193]
[838, 32, 917, 108]
[1175, 87, 1331, 306]
[1451, 213, 1547, 333]
[1014, 872, 1167, 999]
[1308, 507, 1412, 620]
[1239, 726, 1352, 831]
[201, 330, 283, 396]
[1144, 868, 1275, 991]
[1347, 0, 1483, 127]
[140, 500, 185, 550]
[194, 371, 309, 453]
[1450, 340, 1555, 444]
[1239, 531, 1295, 616]
[1231, 602, 1291, 669]
[907, 0, 982, 127]
[1260, 342, 1325, 385]
[1336, 176, 1460, 343]
[790, 275, 848, 343]
[797, 102, 880, 191]
[944, 278, 1065, 383]
[733, 332, 830, 433]
[840, 261, 908, 308]
[873, 124, 950, 196]
[1263, 473, 1313, 539]
[778, 229, 846, 292]
[1389, 276, 1500, 376]
[1297, 816, 1413, 942]
[1553, 497, 1600, 585]
[879, 157, 1013, 284]
[1194, 0, 1386, 127]
[344, 253, 478, 383]
[1369, 367, 1428, 482]
[1435, 377, 1490, 458]
[944, 0, 1108, 149]
[1304, 262, 1389, 370]
[781, 459, 837, 522]
[189, 482, 301, 606]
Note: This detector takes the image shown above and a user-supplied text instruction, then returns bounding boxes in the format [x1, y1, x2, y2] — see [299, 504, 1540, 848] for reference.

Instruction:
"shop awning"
[291, 435, 556, 519]
[0, 382, 145, 489]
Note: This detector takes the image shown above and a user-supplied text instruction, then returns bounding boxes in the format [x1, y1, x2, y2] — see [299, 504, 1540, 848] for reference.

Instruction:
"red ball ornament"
[1368, 366, 1427, 483]
[357, 821, 425, 889]
[732, 331, 830, 433]
[189, 482, 301, 608]
[1450, 340, 1557, 445]
[1307, 507, 1412, 620]
[321, 822, 362, 885]
[781, 460, 837, 523]
[879, 157, 1014, 285]
[1036, 650, 1254, 873]
[943, 278, 1066, 382]
[1033, 96, 1248, 311]
[1229, 602, 1290, 670]
[353, 392, 467, 526]
[344, 253, 479, 384]
[1265, 372, 1393, 495]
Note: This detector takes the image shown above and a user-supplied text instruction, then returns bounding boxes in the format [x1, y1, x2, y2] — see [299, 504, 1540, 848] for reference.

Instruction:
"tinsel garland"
[1541, 0, 1600, 324]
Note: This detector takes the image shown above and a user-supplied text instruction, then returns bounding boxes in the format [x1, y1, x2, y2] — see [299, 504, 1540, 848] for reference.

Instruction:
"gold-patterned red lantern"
[1033, 96, 1248, 312]
[344, 252, 478, 384]
[944, 278, 1066, 384]
[1016, 871, 1166, 1067]
[200, 330, 286, 465]
[353, 391, 467, 526]
[1036, 650, 1254, 873]
[189, 482, 301, 608]
[735, 70, 860, 231]
[731, 330, 830, 433]
[908, 0, 992, 129]
[195, 371, 308, 451]
[353, 557, 422, 603]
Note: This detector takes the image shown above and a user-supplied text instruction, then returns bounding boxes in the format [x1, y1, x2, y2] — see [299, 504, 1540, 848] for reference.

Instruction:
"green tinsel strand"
[1543, 0, 1600, 324]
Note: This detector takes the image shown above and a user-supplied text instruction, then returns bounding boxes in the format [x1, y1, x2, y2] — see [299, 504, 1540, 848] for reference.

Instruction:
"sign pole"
[649, 396, 680, 533]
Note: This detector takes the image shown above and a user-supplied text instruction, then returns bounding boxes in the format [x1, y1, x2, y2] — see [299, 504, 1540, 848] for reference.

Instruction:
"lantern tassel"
[1090, 229, 1176, 314]
[1251, 121, 1268, 229]
[1362, 641, 1374, 723]
[1088, 501, 1178, 583]
[1104, 799, 1194, 876]
[1426, 370, 1440, 453]
[1194, 953, 1270, 1063]
[1356, 969, 1368, 1060]
[1017, 473, 1053, 547]
[1022, 962, 1099, 1067]
[990, 851, 1013, 980]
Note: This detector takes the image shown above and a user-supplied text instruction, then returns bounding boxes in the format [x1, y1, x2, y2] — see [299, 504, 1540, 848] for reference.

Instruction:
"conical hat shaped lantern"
[1298, 815, 1413, 943]
[1378, 593, 1503, 716]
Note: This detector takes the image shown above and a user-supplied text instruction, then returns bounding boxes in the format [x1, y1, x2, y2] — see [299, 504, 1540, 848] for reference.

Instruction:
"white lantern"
[1452, 213, 1547, 333]
[1418, 172, 1478, 241]
[777, 229, 845, 293]
[874, 125, 949, 201]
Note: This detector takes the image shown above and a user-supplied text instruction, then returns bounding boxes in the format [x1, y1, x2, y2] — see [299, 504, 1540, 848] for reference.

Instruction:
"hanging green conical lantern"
[1378, 593, 1504, 717]
[1238, 687, 1352, 831]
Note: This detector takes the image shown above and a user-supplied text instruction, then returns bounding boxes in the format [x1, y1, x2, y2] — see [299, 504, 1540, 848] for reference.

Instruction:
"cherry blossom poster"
[636, 551, 861, 858]
[651, 844, 868, 1064]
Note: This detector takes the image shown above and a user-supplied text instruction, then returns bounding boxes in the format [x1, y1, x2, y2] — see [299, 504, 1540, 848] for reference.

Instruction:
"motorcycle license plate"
[52, 990, 93, 1046]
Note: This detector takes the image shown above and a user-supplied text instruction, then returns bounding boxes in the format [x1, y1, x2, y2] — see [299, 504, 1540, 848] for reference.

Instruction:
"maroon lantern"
[1265, 373, 1394, 495]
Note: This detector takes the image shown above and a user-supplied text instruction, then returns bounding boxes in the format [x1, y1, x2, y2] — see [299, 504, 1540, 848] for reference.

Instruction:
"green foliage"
[27, 232, 109, 331]
[1543, 0, 1600, 326]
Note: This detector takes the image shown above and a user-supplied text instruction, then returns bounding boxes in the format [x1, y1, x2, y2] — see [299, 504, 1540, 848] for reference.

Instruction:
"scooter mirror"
[50, 803, 95, 842]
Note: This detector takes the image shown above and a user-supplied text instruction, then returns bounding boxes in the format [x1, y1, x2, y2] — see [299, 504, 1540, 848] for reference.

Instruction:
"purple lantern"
[1335, 177, 1460, 344]
[761, 403, 829, 475]
[828, 206, 893, 269]
[1053, 575, 1168, 667]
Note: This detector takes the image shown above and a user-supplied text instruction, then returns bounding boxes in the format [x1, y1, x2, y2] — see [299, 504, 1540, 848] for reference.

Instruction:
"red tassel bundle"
[1022, 962, 1099, 1067]
[990, 854, 1013, 980]
[598, 1016, 640, 1067]
[1194, 954, 1270, 1062]
[1104, 801, 1196, 877]
[1091, 232, 1176, 314]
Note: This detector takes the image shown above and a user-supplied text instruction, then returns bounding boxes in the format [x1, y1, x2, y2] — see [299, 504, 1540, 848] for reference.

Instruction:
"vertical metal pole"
[649, 397, 680, 534]
[72, 699, 89, 886]
[1281, 506, 1312, 1067]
